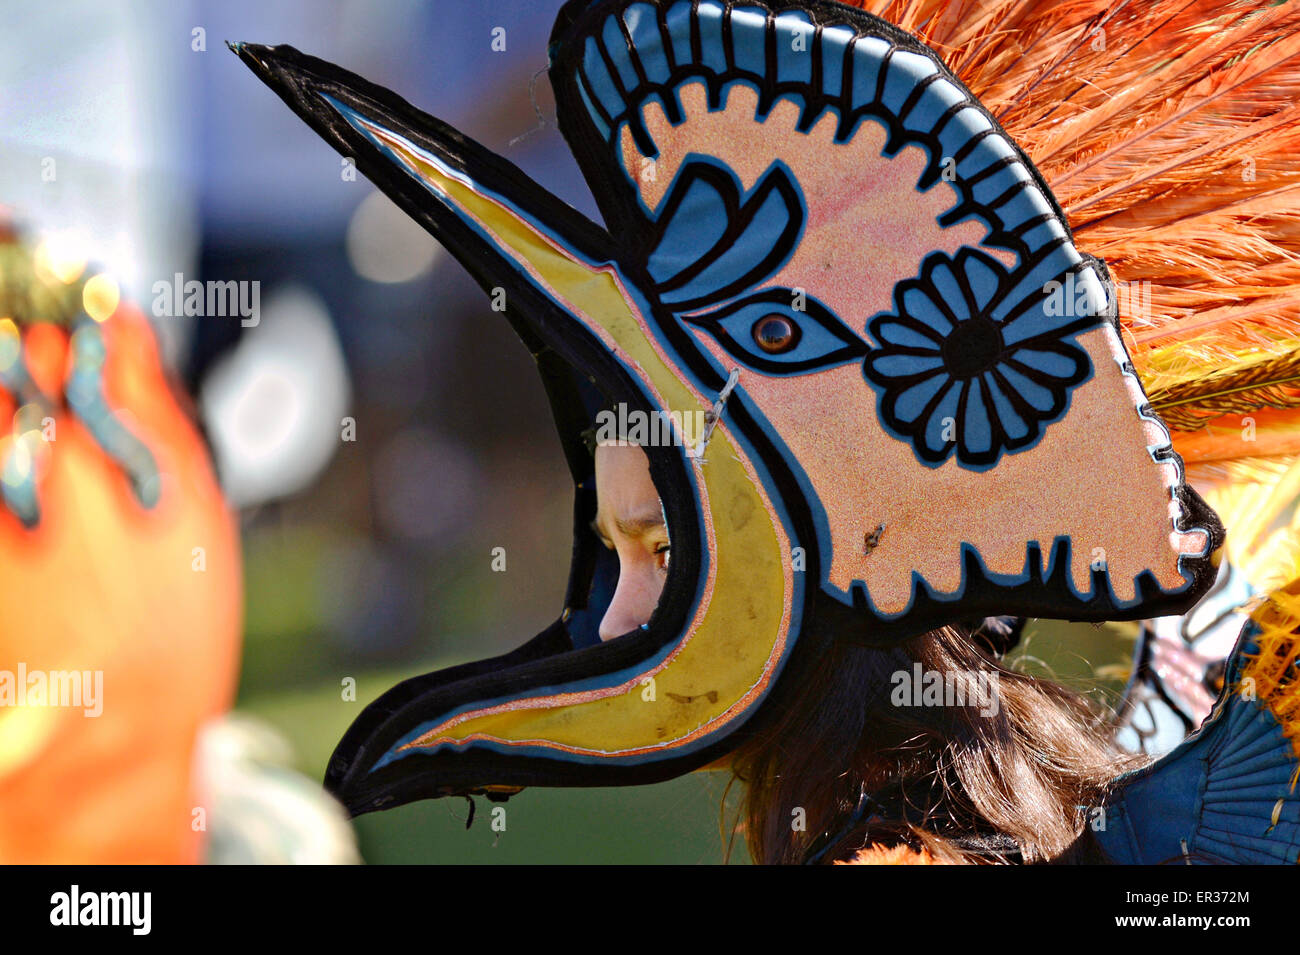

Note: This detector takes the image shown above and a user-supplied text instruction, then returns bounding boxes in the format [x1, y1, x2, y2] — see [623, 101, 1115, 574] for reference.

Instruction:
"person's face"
[591, 442, 670, 642]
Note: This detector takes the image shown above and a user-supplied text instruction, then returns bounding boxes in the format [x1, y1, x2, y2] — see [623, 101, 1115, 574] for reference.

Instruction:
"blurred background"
[0, 0, 1135, 863]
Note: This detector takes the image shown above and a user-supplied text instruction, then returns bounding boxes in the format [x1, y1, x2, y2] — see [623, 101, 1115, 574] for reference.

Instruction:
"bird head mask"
[235, 0, 1224, 816]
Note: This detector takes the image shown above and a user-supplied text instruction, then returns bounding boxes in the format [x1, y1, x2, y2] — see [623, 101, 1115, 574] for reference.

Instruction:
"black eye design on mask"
[684, 287, 867, 375]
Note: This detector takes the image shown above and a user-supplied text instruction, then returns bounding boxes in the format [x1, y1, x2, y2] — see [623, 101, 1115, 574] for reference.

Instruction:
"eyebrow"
[590, 511, 666, 541]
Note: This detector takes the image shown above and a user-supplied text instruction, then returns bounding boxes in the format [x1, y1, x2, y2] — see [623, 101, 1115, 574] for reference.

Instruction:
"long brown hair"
[725, 624, 1148, 864]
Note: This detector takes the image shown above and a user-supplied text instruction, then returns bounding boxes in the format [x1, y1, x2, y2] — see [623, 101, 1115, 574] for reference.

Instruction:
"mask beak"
[232, 42, 802, 815]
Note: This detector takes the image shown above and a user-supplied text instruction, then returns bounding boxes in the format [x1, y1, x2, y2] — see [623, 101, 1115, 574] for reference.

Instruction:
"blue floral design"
[863, 247, 1099, 469]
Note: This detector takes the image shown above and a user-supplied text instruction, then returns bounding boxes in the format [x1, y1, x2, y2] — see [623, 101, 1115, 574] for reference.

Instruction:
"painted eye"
[683, 288, 866, 375]
[753, 315, 797, 353]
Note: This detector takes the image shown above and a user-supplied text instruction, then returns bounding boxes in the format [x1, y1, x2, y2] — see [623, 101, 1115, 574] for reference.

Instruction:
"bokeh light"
[345, 189, 441, 284]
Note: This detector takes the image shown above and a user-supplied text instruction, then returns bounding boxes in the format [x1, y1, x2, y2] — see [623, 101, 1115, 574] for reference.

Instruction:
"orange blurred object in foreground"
[0, 296, 242, 863]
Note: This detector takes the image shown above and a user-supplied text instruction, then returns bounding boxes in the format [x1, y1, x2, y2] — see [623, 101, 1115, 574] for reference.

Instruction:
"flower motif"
[863, 247, 1098, 469]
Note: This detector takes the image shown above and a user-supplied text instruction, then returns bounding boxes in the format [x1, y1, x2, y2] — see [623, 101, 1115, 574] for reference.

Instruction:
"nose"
[598, 566, 663, 642]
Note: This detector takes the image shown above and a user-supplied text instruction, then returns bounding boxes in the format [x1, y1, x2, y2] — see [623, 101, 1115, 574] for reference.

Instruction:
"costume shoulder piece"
[1099, 586, 1300, 864]
[233, 0, 1223, 817]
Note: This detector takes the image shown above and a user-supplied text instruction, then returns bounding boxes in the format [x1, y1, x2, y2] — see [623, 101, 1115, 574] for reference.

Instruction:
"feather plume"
[1199, 457, 1300, 581]
[1171, 405, 1300, 481]
[1147, 339, 1300, 428]
[1241, 583, 1300, 778]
